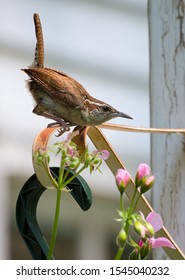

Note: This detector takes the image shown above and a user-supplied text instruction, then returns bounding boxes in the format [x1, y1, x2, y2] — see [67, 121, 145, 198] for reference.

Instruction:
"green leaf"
[117, 209, 124, 218]
[128, 236, 140, 249]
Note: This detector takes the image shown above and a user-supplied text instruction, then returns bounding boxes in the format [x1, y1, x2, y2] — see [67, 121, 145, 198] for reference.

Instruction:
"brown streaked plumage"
[22, 14, 132, 133]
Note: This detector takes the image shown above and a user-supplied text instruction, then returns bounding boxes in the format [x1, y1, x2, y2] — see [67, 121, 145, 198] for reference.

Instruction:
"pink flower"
[139, 212, 175, 249]
[92, 150, 109, 160]
[136, 163, 151, 181]
[116, 169, 131, 194]
[146, 212, 163, 232]
[99, 150, 109, 160]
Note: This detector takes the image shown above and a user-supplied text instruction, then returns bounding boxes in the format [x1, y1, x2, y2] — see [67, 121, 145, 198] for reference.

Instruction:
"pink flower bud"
[137, 163, 151, 180]
[145, 175, 155, 186]
[135, 163, 151, 188]
[116, 169, 131, 194]
[140, 175, 155, 194]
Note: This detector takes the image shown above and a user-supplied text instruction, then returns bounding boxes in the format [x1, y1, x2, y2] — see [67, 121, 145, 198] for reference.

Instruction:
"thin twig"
[99, 123, 185, 134]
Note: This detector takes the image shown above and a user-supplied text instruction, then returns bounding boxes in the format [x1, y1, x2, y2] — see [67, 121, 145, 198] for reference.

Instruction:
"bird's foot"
[47, 120, 70, 137]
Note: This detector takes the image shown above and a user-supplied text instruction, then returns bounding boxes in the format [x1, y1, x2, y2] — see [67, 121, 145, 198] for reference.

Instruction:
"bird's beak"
[117, 111, 133, 120]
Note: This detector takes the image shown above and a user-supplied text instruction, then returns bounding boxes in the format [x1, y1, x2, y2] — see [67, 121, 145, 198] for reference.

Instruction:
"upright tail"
[31, 13, 44, 68]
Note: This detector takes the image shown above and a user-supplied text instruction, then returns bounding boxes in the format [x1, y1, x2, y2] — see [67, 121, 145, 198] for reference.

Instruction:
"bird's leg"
[33, 104, 70, 136]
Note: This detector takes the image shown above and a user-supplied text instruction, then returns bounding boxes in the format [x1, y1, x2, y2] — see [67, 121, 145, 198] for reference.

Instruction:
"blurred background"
[0, 0, 149, 259]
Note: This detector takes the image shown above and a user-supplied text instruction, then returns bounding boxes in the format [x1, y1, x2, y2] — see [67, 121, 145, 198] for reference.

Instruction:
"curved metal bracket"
[16, 167, 92, 260]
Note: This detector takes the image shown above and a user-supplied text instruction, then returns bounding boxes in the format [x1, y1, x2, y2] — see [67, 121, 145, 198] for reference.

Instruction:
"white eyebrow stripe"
[86, 100, 105, 106]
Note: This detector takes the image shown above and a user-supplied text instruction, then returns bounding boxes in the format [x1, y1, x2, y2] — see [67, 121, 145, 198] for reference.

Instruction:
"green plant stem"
[128, 186, 138, 215]
[62, 169, 70, 183]
[132, 193, 142, 213]
[58, 159, 65, 186]
[59, 166, 86, 189]
[120, 193, 124, 213]
[47, 189, 62, 260]
[115, 247, 124, 260]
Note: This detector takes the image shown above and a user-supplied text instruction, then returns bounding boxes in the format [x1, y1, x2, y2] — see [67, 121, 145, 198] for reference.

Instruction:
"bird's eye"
[102, 106, 110, 112]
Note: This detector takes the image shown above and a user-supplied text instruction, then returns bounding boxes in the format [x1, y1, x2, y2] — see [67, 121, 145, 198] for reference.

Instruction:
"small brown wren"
[22, 14, 132, 133]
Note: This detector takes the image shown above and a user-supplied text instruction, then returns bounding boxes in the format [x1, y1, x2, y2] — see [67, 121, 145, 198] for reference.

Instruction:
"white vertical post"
[148, 0, 185, 259]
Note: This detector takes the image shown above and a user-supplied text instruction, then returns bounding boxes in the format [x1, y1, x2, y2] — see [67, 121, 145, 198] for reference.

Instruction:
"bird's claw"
[47, 121, 70, 137]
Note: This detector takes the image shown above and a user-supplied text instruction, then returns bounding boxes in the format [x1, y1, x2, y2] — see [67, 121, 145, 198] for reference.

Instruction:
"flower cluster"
[34, 130, 109, 190]
[114, 163, 175, 260]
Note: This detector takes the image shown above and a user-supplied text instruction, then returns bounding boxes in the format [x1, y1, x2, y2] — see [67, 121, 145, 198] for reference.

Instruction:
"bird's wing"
[22, 67, 90, 108]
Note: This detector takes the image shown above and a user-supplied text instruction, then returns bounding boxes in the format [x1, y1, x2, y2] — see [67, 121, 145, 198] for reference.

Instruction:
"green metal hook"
[16, 167, 92, 259]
